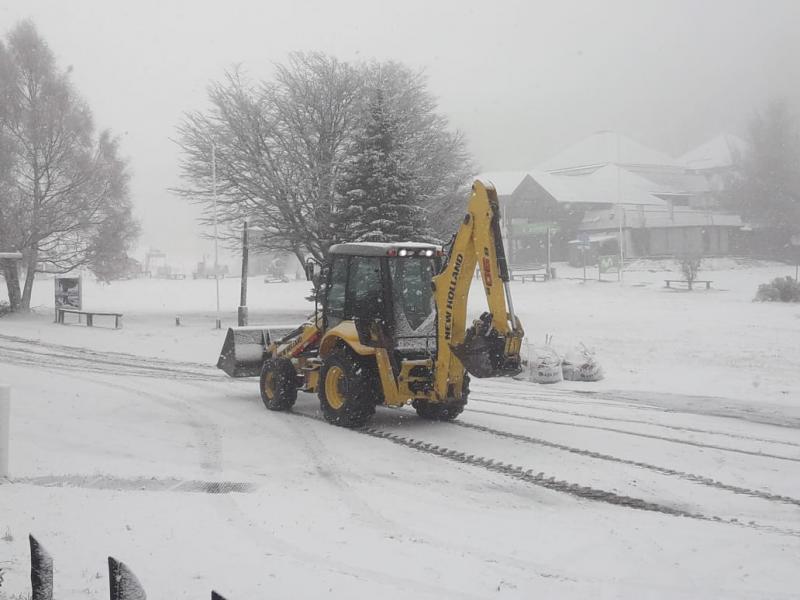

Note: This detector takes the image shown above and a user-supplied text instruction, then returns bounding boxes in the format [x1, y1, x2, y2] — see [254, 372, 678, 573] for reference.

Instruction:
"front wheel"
[318, 349, 376, 428]
[260, 358, 298, 411]
[413, 374, 470, 421]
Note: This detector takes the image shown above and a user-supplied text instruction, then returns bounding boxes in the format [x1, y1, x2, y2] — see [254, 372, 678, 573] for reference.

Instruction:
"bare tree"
[175, 54, 362, 264]
[175, 53, 473, 263]
[0, 21, 138, 311]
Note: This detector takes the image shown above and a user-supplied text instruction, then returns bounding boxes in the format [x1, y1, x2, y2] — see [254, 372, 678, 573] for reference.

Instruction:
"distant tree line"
[726, 101, 800, 256]
[0, 21, 139, 312]
[174, 53, 473, 266]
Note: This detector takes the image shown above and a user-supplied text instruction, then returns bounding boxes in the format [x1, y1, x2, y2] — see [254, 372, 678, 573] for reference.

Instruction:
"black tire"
[260, 358, 298, 411]
[318, 348, 377, 428]
[412, 373, 470, 421]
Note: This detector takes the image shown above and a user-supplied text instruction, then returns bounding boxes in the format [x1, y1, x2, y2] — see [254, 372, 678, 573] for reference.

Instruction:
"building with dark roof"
[491, 131, 744, 267]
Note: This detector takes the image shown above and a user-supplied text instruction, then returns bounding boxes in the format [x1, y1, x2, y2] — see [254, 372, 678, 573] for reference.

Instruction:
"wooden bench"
[264, 276, 289, 283]
[512, 272, 548, 283]
[511, 264, 549, 282]
[56, 308, 123, 329]
[664, 279, 713, 290]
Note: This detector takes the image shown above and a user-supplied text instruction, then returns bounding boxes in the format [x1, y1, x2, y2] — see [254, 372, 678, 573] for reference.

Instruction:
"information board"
[54, 277, 82, 310]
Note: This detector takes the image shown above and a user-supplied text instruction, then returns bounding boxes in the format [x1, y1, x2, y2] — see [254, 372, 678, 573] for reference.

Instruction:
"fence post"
[108, 556, 146, 600]
[30, 535, 54, 600]
[0, 386, 9, 478]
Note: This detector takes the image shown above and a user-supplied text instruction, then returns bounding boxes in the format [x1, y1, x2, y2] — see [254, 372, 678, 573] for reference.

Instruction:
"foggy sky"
[2, 0, 799, 267]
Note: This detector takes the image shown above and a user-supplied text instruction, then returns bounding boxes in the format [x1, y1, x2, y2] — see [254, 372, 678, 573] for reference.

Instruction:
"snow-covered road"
[1, 334, 799, 599]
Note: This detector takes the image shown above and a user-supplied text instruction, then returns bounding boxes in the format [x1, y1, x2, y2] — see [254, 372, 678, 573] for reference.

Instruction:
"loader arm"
[431, 180, 524, 398]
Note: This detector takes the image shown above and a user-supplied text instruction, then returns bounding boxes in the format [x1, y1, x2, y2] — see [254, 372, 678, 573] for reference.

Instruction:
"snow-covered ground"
[1, 260, 799, 599]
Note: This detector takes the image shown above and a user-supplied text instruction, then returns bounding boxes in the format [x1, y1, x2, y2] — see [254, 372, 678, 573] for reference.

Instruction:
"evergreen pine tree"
[727, 101, 800, 252]
[335, 88, 433, 244]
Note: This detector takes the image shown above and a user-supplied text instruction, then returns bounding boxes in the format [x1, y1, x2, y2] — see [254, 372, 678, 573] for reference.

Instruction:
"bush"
[0, 301, 11, 317]
[755, 276, 800, 302]
[677, 253, 703, 284]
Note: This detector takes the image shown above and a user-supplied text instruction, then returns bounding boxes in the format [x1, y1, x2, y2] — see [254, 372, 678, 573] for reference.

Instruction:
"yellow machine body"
[219, 180, 525, 425]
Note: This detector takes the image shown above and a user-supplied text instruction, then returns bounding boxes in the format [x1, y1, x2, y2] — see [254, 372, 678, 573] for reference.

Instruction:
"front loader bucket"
[217, 327, 271, 377]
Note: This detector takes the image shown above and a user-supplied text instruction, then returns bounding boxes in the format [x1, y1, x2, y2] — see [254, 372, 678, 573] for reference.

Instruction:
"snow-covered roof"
[329, 242, 441, 256]
[518, 166, 669, 207]
[474, 171, 528, 196]
[678, 134, 748, 171]
[537, 131, 680, 173]
[580, 165, 671, 206]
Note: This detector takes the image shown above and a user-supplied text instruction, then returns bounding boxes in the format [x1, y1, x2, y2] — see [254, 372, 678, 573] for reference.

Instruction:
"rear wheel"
[318, 349, 377, 428]
[260, 358, 298, 411]
[413, 374, 470, 421]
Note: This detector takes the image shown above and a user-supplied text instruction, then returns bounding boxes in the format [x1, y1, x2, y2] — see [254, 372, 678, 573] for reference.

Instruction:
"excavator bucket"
[451, 312, 523, 378]
[217, 327, 271, 377]
[451, 333, 522, 379]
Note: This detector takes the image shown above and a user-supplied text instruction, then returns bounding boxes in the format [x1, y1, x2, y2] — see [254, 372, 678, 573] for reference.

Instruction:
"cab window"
[346, 257, 384, 319]
[325, 256, 348, 328]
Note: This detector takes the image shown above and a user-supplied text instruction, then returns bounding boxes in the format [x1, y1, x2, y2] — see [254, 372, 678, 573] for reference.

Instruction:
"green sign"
[599, 255, 620, 274]
[511, 222, 560, 236]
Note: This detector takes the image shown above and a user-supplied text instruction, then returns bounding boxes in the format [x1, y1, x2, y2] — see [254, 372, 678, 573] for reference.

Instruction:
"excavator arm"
[431, 180, 524, 399]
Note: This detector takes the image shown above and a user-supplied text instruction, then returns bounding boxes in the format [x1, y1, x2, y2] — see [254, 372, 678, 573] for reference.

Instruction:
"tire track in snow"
[5, 334, 798, 534]
[471, 395, 800, 449]
[8, 474, 254, 494]
[0, 332, 212, 371]
[287, 410, 800, 539]
[7, 331, 795, 449]
[486, 380, 800, 430]
[453, 418, 800, 508]
[0, 337, 222, 381]
[8, 333, 795, 460]
[35, 372, 491, 600]
[465, 406, 800, 463]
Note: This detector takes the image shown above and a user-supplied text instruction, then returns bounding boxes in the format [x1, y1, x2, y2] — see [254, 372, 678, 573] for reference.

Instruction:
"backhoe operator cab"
[218, 180, 525, 428]
[306, 242, 457, 427]
[323, 242, 441, 351]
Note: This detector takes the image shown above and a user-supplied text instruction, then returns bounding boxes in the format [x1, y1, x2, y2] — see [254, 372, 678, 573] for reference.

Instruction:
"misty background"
[2, 0, 798, 265]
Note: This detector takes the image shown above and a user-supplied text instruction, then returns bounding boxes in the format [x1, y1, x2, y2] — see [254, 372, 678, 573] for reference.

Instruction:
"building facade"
[480, 131, 744, 267]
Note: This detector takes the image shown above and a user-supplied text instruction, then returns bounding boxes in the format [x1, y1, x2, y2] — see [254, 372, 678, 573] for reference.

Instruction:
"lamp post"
[211, 142, 221, 329]
[237, 221, 254, 326]
[791, 233, 800, 281]
[238, 221, 263, 326]
[239, 220, 249, 326]
[616, 132, 624, 282]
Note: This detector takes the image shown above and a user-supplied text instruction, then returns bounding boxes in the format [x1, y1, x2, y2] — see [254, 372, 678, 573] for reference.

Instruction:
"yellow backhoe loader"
[218, 180, 524, 427]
